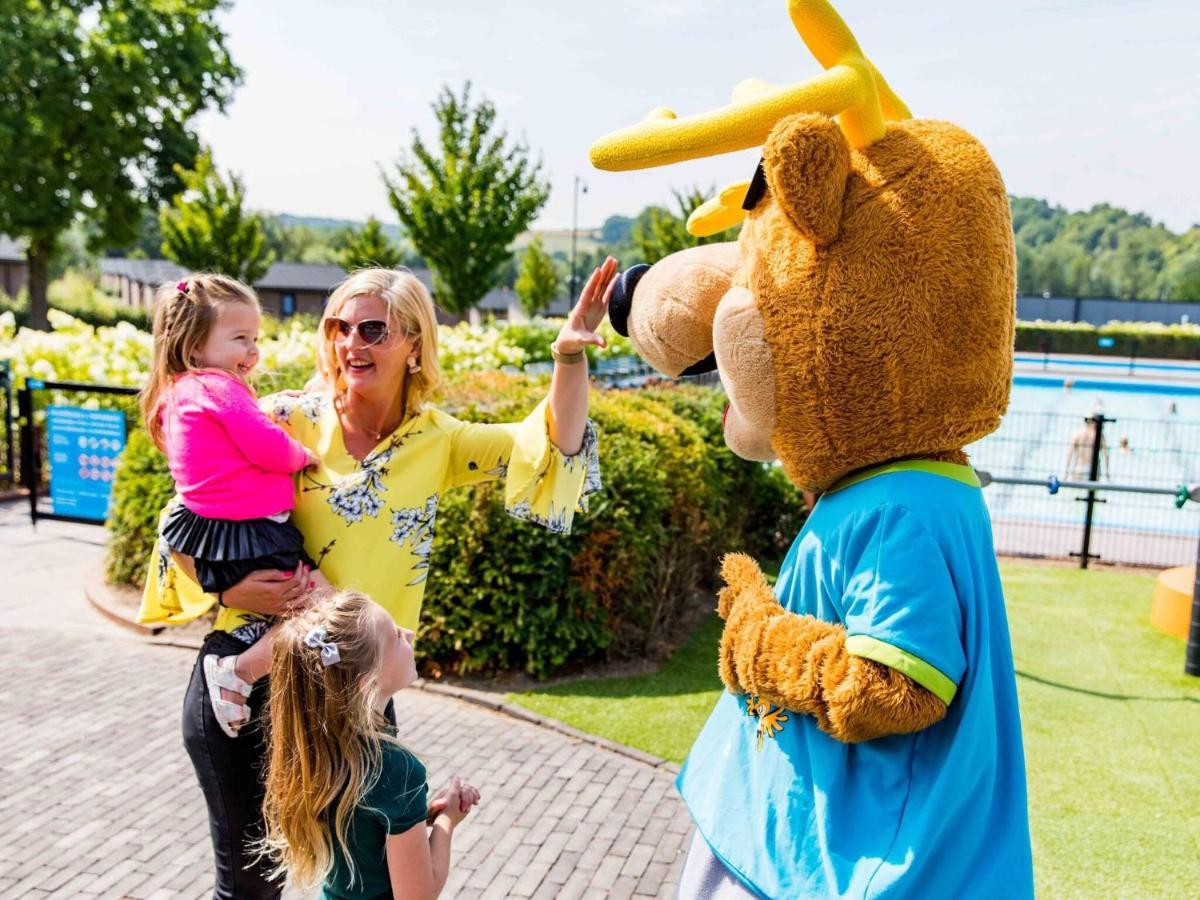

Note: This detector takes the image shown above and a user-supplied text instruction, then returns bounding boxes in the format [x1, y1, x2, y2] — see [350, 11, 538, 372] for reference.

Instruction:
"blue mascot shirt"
[677, 461, 1033, 899]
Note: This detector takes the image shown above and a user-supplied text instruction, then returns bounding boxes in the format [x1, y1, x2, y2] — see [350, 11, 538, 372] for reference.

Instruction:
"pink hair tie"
[177, 280, 190, 294]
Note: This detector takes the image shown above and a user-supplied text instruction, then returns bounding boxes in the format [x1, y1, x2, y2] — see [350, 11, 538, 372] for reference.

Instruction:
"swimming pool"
[968, 373, 1200, 565]
[1014, 353, 1200, 379]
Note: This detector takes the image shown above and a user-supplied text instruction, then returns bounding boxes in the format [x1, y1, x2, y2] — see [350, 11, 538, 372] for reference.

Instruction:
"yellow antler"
[589, 0, 907, 172]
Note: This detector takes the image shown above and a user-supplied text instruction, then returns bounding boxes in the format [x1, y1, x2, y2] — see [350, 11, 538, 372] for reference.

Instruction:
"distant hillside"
[272, 213, 402, 241]
[263, 198, 1200, 302]
[268, 214, 607, 254]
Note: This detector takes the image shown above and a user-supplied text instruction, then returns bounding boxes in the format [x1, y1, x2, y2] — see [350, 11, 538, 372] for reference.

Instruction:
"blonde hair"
[318, 268, 442, 419]
[139, 273, 260, 450]
[260, 590, 394, 891]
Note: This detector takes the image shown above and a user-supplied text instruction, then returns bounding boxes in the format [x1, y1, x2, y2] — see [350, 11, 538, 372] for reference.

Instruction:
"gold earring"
[407, 356, 421, 374]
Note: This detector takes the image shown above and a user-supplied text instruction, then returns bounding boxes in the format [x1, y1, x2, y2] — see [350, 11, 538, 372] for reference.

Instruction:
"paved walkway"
[0, 503, 694, 898]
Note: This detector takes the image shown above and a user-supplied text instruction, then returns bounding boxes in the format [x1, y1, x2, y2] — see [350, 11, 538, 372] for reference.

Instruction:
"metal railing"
[969, 410, 1200, 570]
[0, 361, 14, 486]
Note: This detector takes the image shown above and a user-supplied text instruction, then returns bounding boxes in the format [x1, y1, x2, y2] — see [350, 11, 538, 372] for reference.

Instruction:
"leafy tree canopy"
[383, 83, 550, 315]
[339, 216, 404, 270]
[0, 0, 240, 327]
[160, 150, 274, 284]
[630, 186, 741, 266]
[514, 237, 560, 316]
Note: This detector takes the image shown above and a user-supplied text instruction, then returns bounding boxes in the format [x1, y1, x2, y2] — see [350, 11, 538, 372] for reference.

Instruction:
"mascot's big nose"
[607, 264, 650, 337]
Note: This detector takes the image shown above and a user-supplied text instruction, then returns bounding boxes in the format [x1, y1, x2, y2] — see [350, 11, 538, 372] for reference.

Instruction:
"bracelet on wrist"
[551, 343, 587, 365]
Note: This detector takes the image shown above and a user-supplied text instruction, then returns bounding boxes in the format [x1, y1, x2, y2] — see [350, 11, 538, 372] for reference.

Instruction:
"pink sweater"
[159, 370, 310, 520]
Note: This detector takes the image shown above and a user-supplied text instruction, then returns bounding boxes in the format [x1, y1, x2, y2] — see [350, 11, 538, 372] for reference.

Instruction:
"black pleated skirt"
[161, 503, 313, 595]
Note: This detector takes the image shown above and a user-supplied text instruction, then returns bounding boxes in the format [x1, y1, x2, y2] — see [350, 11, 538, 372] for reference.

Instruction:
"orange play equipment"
[1150, 566, 1195, 640]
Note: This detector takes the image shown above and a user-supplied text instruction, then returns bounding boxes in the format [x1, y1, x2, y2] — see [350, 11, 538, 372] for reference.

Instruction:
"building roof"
[257, 262, 347, 292]
[0, 234, 27, 262]
[99, 257, 188, 283]
[99, 258, 575, 316]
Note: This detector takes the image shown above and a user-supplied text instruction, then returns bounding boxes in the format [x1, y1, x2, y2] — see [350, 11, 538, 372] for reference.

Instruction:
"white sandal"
[203, 654, 253, 738]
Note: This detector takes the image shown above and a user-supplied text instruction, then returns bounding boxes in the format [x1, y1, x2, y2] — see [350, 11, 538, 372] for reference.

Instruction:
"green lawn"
[510, 561, 1200, 897]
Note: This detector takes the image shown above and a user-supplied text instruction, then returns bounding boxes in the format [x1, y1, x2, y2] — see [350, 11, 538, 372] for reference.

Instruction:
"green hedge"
[105, 428, 176, 586]
[1015, 320, 1200, 359]
[106, 373, 806, 677]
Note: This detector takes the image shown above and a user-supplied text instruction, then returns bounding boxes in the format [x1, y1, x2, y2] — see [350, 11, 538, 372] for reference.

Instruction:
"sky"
[194, 0, 1200, 233]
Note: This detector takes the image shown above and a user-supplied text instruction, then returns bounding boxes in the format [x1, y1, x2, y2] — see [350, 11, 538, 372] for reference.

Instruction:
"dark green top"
[322, 742, 428, 900]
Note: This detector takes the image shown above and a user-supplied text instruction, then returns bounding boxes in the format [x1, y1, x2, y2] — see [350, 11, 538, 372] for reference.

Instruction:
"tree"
[630, 186, 740, 265]
[514, 237, 560, 316]
[383, 83, 550, 315]
[601, 214, 634, 245]
[159, 150, 274, 284]
[0, 1, 240, 328]
[340, 216, 403, 270]
[112, 207, 167, 260]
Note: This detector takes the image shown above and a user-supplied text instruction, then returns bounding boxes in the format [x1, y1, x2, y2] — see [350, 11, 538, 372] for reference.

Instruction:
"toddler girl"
[140, 273, 328, 737]
[261, 590, 480, 899]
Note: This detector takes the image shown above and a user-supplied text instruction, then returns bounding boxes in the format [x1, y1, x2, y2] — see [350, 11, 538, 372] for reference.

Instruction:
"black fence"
[968, 411, 1200, 569]
[0, 360, 14, 487]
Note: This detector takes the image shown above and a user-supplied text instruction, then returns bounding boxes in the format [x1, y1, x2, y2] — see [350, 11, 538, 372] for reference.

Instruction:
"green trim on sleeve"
[845, 634, 958, 705]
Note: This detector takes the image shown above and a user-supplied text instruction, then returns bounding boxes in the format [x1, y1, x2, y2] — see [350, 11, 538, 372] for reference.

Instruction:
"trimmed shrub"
[106, 428, 175, 587]
[419, 374, 806, 676]
[105, 373, 807, 677]
[1016, 320, 1200, 359]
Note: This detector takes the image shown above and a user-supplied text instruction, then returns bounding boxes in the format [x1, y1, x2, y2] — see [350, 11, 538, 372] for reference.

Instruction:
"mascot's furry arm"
[718, 553, 948, 743]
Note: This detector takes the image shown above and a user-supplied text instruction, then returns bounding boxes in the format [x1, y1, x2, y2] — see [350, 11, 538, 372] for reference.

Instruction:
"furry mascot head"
[593, 3, 1033, 897]
[593, 0, 1014, 491]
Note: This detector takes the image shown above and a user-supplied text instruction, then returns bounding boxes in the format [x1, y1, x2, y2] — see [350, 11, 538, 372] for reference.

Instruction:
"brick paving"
[0, 503, 695, 898]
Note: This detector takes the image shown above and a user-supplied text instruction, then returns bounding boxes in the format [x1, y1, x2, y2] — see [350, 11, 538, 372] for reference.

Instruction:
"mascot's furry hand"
[717, 553, 949, 743]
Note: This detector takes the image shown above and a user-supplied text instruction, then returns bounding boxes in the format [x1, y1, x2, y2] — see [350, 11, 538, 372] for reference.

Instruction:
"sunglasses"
[323, 317, 400, 346]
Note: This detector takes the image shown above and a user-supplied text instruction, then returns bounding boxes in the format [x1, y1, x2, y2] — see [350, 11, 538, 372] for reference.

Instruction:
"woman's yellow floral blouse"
[137, 391, 600, 641]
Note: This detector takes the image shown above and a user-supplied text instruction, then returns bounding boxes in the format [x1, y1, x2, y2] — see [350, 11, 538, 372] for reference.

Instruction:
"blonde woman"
[261, 589, 479, 899]
[138, 261, 615, 898]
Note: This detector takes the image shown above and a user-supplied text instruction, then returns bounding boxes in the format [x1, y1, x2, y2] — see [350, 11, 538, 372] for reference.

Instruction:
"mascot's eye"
[742, 158, 769, 211]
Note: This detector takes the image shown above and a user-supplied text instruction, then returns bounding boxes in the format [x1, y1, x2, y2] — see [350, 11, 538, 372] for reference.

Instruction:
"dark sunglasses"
[323, 317, 398, 345]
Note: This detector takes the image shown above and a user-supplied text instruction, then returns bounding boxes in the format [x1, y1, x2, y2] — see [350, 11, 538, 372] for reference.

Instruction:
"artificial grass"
[510, 561, 1200, 897]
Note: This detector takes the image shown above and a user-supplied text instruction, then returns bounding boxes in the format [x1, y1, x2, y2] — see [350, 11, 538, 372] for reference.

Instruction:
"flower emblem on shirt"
[268, 391, 327, 426]
[506, 499, 571, 535]
[327, 473, 386, 524]
[389, 494, 439, 585]
[310, 430, 420, 526]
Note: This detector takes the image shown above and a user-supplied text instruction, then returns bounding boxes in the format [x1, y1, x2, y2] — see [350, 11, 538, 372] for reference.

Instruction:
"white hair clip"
[304, 626, 341, 667]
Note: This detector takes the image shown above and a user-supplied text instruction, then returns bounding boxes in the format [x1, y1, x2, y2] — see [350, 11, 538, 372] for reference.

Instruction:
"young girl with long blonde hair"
[140, 273, 329, 738]
[261, 590, 480, 899]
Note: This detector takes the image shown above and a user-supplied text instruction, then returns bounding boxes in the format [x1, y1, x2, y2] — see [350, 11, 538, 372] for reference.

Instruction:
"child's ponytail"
[259, 590, 390, 891]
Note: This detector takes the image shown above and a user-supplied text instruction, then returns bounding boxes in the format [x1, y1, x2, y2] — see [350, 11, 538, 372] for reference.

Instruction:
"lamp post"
[570, 175, 588, 301]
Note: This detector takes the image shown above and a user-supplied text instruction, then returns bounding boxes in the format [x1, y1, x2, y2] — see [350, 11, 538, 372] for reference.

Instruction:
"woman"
[138, 261, 615, 899]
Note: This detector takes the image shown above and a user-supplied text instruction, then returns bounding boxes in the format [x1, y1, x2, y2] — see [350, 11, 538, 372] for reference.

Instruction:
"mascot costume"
[590, 2, 1034, 897]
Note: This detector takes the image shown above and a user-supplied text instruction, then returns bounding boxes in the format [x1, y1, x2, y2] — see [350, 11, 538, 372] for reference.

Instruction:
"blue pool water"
[967, 373, 1200, 549]
[1013, 354, 1200, 379]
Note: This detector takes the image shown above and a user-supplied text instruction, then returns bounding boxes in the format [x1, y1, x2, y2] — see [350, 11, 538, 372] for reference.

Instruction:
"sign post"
[19, 379, 140, 527]
[46, 406, 126, 521]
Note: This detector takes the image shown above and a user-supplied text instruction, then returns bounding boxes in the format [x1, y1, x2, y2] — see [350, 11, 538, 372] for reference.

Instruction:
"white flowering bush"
[439, 320, 532, 373]
[0, 311, 642, 398]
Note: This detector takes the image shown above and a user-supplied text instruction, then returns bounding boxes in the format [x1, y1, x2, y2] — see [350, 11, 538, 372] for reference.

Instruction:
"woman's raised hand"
[553, 256, 619, 356]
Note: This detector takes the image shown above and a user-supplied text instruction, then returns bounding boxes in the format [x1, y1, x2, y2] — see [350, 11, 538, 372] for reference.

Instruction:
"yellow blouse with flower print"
[137, 391, 601, 641]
